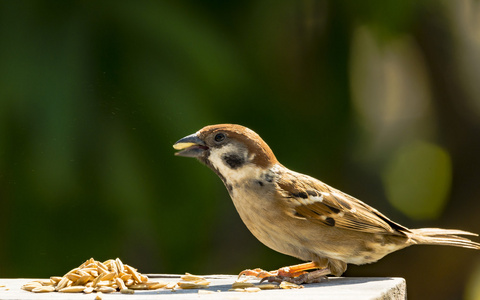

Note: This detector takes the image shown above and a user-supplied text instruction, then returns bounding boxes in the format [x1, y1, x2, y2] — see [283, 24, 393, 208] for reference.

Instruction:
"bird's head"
[173, 124, 278, 175]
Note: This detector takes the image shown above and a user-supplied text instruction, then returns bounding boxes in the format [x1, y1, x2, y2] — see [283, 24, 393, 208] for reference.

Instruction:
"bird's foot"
[238, 268, 277, 279]
[261, 268, 330, 284]
[238, 261, 330, 284]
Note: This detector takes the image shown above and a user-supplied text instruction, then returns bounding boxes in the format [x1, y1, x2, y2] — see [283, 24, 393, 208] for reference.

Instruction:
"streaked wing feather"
[278, 171, 409, 235]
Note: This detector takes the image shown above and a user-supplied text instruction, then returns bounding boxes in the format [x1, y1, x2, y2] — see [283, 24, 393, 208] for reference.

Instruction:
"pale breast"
[229, 181, 408, 266]
[218, 163, 409, 267]
[229, 181, 302, 256]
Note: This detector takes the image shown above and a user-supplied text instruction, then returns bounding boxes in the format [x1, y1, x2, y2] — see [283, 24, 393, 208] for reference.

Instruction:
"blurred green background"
[1, 1, 480, 299]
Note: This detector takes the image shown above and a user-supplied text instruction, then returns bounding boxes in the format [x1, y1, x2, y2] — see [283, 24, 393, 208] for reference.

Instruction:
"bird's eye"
[214, 133, 226, 143]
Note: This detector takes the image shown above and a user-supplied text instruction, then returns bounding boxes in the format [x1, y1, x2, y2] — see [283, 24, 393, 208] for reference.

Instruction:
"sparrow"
[173, 124, 480, 283]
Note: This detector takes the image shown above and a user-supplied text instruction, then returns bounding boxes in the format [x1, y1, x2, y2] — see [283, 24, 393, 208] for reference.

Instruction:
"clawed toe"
[260, 270, 328, 284]
[238, 268, 277, 279]
[238, 263, 331, 284]
[289, 270, 329, 284]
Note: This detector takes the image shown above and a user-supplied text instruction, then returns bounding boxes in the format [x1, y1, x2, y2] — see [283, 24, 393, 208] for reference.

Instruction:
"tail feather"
[410, 228, 480, 250]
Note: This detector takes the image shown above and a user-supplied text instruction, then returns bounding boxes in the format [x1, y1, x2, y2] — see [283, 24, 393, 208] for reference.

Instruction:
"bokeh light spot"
[382, 141, 452, 220]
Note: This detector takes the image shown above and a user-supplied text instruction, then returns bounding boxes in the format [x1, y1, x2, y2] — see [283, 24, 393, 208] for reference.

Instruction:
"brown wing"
[277, 170, 409, 236]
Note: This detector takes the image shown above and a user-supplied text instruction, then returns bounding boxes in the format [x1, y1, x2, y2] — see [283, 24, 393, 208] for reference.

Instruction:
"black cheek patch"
[222, 154, 245, 169]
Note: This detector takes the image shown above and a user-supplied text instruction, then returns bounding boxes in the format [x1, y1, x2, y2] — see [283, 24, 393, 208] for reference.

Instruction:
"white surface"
[0, 275, 406, 300]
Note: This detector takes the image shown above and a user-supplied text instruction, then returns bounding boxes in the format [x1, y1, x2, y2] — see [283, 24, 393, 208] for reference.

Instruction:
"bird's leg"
[238, 261, 330, 284]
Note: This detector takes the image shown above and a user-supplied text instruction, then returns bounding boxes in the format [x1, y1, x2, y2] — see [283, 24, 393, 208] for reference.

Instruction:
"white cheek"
[208, 144, 237, 174]
[208, 145, 263, 184]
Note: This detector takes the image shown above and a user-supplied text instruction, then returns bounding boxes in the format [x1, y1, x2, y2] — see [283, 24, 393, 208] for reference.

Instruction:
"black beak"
[173, 133, 208, 157]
